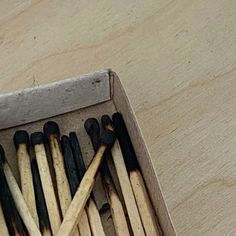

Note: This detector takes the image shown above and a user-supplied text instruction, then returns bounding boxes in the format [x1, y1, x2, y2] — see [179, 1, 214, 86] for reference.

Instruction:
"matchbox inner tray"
[0, 70, 175, 236]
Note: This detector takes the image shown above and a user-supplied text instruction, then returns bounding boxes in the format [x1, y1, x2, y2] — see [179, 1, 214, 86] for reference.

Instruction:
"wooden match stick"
[0, 144, 41, 236]
[84, 118, 130, 236]
[112, 113, 163, 236]
[43, 121, 71, 217]
[56, 130, 116, 236]
[69, 131, 105, 236]
[14, 130, 39, 227]
[0, 203, 9, 236]
[31, 159, 52, 236]
[100, 115, 145, 236]
[31, 132, 61, 235]
[0, 169, 27, 236]
[61, 135, 91, 236]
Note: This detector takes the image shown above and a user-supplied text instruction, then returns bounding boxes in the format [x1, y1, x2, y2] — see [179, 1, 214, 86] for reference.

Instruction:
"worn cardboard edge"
[0, 70, 110, 130]
[111, 71, 177, 236]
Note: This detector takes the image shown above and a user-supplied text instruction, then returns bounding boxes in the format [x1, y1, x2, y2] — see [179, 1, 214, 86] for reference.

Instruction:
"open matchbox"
[0, 70, 175, 236]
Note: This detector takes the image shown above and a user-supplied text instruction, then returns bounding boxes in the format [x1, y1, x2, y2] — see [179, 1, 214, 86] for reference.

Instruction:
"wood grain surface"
[0, 1, 236, 235]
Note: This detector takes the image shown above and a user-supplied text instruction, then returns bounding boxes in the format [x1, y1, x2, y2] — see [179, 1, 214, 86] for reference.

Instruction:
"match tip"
[43, 121, 60, 137]
[100, 130, 116, 146]
[31, 132, 44, 146]
[101, 115, 112, 129]
[112, 112, 123, 121]
[0, 144, 6, 164]
[13, 130, 30, 150]
[84, 118, 100, 136]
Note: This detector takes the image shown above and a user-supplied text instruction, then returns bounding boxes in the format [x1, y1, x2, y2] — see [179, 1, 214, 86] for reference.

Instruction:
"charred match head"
[99, 130, 116, 148]
[112, 112, 139, 171]
[13, 130, 30, 151]
[85, 117, 115, 148]
[84, 118, 100, 150]
[69, 132, 86, 179]
[0, 145, 6, 166]
[101, 115, 113, 130]
[30, 132, 45, 146]
[43, 121, 60, 139]
[61, 135, 80, 196]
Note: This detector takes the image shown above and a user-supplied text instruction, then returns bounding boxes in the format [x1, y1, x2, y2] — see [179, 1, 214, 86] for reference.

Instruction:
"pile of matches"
[0, 112, 162, 236]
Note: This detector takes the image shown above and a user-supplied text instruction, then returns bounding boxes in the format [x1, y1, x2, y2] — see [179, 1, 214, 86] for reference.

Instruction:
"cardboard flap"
[0, 70, 111, 130]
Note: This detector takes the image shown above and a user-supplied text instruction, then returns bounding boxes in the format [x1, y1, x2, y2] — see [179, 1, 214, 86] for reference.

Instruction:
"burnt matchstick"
[0, 145, 41, 236]
[31, 132, 61, 235]
[43, 121, 71, 218]
[31, 159, 52, 236]
[61, 135, 91, 236]
[56, 129, 116, 236]
[112, 113, 163, 236]
[85, 118, 130, 236]
[13, 131, 39, 227]
[101, 115, 145, 236]
[0, 203, 9, 236]
[0, 158, 27, 236]
[0, 173, 27, 236]
[69, 131, 105, 236]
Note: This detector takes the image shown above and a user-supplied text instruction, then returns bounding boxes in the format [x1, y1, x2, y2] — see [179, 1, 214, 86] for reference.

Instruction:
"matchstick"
[56, 130, 116, 236]
[31, 132, 61, 235]
[14, 130, 39, 227]
[100, 115, 145, 236]
[0, 169, 27, 236]
[31, 159, 52, 236]
[69, 131, 105, 236]
[61, 135, 91, 236]
[112, 113, 163, 236]
[43, 121, 71, 217]
[0, 203, 9, 236]
[85, 118, 130, 236]
[0, 144, 41, 236]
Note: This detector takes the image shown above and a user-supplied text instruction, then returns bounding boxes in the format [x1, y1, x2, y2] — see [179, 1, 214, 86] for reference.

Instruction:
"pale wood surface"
[0, 1, 236, 235]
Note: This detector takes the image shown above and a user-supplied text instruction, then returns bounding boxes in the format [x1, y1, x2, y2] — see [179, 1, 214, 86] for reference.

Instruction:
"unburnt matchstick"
[112, 113, 163, 236]
[14, 130, 39, 227]
[43, 121, 72, 218]
[56, 129, 116, 236]
[85, 118, 130, 236]
[0, 145, 41, 236]
[101, 115, 145, 236]
[31, 159, 52, 236]
[69, 131, 105, 236]
[0, 203, 9, 236]
[61, 135, 91, 236]
[31, 132, 61, 235]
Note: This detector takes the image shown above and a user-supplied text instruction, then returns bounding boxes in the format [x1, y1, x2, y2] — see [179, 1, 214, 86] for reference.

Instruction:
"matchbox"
[0, 70, 176, 235]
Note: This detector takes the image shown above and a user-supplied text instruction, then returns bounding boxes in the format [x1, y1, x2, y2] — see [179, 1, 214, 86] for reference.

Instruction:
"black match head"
[84, 118, 100, 137]
[99, 130, 116, 147]
[84, 118, 100, 150]
[101, 115, 112, 129]
[13, 130, 30, 151]
[0, 144, 6, 165]
[31, 132, 45, 146]
[43, 121, 60, 138]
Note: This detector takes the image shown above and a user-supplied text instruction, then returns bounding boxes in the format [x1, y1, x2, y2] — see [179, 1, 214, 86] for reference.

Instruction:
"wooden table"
[1, 1, 236, 235]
